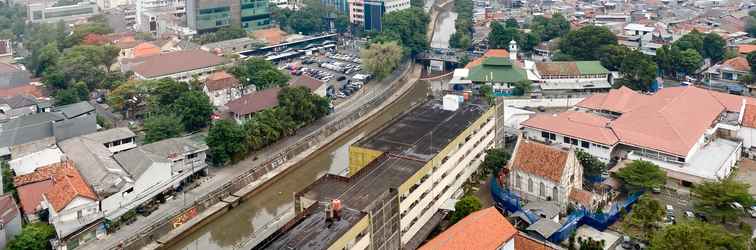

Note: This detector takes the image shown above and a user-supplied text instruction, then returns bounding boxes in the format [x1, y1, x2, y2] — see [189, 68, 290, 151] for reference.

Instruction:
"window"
[528, 178, 533, 192]
[539, 182, 545, 197]
[552, 187, 559, 202]
[581, 141, 589, 148]
[516, 175, 522, 188]
[563, 136, 570, 144]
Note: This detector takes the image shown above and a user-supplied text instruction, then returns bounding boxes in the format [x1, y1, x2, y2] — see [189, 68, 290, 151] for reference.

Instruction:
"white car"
[749, 206, 756, 218]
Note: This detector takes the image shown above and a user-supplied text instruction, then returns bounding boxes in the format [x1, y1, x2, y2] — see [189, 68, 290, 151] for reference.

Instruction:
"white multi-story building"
[267, 97, 496, 250]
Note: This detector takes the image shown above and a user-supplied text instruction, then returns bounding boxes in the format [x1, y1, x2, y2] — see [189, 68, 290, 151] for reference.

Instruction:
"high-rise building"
[185, 0, 271, 34]
[347, 0, 408, 32]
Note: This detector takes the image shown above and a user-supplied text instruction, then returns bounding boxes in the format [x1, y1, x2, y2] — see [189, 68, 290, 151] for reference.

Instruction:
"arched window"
[528, 178, 533, 192]
[539, 182, 546, 197]
[516, 175, 522, 189]
[553, 187, 559, 202]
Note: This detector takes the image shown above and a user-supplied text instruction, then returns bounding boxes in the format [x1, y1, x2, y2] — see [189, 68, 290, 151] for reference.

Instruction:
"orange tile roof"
[0, 84, 46, 98]
[576, 86, 649, 114]
[514, 233, 555, 250]
[132, 42, 160, 58]
[738, 44, 756, 54]
[521, 111, 619, 145]
[14, 161, 97, 212]
[569, 189, 594, 208]
[465, 49, 510, 69]
[205, 71, 240, 91]
[742, 104, 756, 128]
[16, 180, 52, 215]
[253, 27, 287, 45]
[537, 86, 754, 157]
[720, 56, 750, 72]
[420, 207, 517, 250]
[510, 140, 570, 182]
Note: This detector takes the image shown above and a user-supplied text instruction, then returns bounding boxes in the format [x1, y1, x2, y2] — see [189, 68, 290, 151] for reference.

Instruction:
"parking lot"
[280, 47, 373, 106]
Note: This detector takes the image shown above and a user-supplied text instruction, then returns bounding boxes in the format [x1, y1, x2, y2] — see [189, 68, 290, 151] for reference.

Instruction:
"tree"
[479, 84, 494, 105]
[449, 195, 482, 224]
[702, 33, 726, 62]
[577, 236, 605, 250]
[575, 149, 606, 178]
[192, 26, 247, 45]
[411, 0, 424, 8]
[623, 194, 665, 240]
[512, 80, 533, 96]
[278, 86, 330, 125]
[361, 41, 403, 80]
[172, 90, 214, 132]
[146, 78, 190, 111]
[673, 30, 703, 53]
[488, 22, 521, 49]
[228, 58, 290, 90]
[649, 221, 748, 250]
[597, 44, 631, 71]
[747, 11, 756, 37]
[676, 49, 703, 75]
[559, 25, 617, 60]
[380, 7, 429, 55]
[749, 52, 756, 75]
[480, 148, 510, 175]
[529, 14, 570, 41]
[143, 115, 183, 143]
[54, 88, 81, 105]
[691, 178, 753, 223]
[739, 74, 753, 86]
[505, 18, 519, 28]
[7, 223, 56, 250]
[614, 160, 666, 192]
[618, 50, 657, 91]
[1, 161, 16, 198]
[206, 120, 248, 165]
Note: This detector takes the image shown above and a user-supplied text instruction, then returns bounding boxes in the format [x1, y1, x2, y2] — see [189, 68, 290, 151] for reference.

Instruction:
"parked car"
[748, 206, 756, 218]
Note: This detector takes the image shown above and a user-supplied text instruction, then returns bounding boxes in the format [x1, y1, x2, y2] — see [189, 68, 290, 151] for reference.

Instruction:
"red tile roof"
[205, 71, 240, 91]
[522, 111, 618, 145]
[569, 189, 594, 208]
[511, 140, 570, 182]
[16, 179, 52, 215]
[0, 194, 19, 224]
[536, 86, 754, 157]
[742, 104, 756, 128]
[132, 42, 160, 58]
[738, 44, 756, 54]
[253, 27, 287, 45]
[0, 84, 46, 98]
[225, 87, 281, 116]
[419, 207, 517, 250]
[130, 50, 227, 78]
[514, 233, 555, 250]
[14, 161, 97, 213]
[720, 56, 750, 72]
[289, 75, 323, 92]
[465, 49, 510, 69]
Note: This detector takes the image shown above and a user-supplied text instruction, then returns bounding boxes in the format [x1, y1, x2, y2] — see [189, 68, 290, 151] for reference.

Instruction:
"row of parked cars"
[328, 52, 361, 64]
[335, 81, 364, 98]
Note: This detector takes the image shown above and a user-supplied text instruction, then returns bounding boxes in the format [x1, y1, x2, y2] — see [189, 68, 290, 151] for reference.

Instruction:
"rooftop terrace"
[355, 99, 487, 162]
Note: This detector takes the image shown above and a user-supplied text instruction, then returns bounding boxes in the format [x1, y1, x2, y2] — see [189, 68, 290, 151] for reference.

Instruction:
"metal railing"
[108, 62, 416, 250]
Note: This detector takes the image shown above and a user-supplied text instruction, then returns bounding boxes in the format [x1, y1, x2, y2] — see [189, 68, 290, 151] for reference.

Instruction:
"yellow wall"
[327, 214, 369, 250]
[348, 146, 384, 176]
[397, 107, 495, 194]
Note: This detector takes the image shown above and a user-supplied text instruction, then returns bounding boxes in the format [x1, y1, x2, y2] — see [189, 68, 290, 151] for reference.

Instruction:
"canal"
[170, 80, 432, 250]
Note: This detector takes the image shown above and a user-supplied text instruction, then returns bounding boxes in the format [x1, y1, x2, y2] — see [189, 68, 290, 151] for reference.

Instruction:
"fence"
[113, 62, 416, 250]
[490, 175, 643, 245]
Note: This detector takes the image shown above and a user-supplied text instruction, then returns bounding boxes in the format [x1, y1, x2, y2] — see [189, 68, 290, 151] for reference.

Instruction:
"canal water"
[170, 81, 431, 250]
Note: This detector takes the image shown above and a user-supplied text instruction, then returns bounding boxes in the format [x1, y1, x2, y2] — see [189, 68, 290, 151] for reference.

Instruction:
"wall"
[738, 126, 756, 148]
[504, 97, 585, 108]
[328, 214, 369, 250]
[521, 127, 613, 162]
[348, 146, 383, 176]
[48, 196, 99, 223]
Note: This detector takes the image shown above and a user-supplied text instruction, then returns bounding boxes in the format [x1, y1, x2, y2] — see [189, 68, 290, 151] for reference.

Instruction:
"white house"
[507, 138, 583, 211]
[202, 71, 254, 107]
[9, 146, 64, 175]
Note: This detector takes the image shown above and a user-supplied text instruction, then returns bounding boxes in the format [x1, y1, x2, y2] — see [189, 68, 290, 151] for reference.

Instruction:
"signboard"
[172, 207, 198, 229]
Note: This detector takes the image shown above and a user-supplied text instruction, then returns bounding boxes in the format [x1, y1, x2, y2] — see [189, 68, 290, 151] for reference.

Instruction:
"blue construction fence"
[490, 176, 643, 244]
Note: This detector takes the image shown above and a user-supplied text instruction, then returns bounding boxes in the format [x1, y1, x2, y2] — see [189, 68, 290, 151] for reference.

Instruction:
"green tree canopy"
[361, 41, 403, 80]
[505, 18, 519, 28]
[480, 148, 510, 175]
[691, 178, 753, 223]
[172, 90, 214, 132]
[702, 33, 726, 62]
[278, 86, 330, 125]
[143, 115, 184, 143]
[7, 223, 57, 250]
[488, 22, 521, 49]
[623, 194, 665, 240]
[649, 221, 748, 250]
[207, 120, 248, 165]
[449, 195, 482, 224]
[193, 26, 247, 45]
[559, 25, 617, 60]
[618, 50, 657, 91]
[380, 7, 429, 55]
[575, 149, 606, 178]
[614, 160, 666, 192]
[529, 13, 570, 41]
[228, 58, 290, 90]
[597, 44, 631, 71]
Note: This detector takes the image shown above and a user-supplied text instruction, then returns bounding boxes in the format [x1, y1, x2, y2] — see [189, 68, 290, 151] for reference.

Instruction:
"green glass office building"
[187, 0, 271, 34]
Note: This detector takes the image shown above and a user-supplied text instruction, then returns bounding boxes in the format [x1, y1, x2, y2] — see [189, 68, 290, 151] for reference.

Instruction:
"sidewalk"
[79, 63, 419, 250]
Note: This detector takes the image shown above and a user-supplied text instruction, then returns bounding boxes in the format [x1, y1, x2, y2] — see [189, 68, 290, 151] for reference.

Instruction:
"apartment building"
[186, 0, 271, 34]
[347, 0, 409, 31]
[265, 97, 496, 249]
[28, 1, 100, 23]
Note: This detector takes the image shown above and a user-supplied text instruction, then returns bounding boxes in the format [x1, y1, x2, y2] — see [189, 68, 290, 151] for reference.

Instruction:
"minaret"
[509, 40, 518, 61]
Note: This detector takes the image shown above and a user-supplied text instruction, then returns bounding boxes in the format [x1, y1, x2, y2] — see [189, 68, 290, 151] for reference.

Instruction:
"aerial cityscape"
[0, 0, 754, 248]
